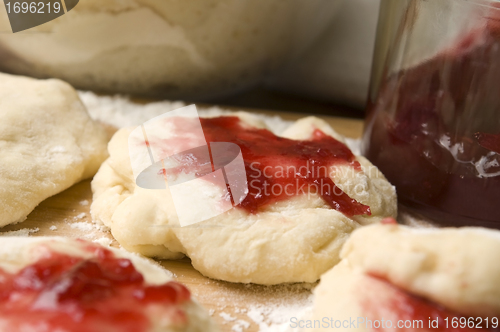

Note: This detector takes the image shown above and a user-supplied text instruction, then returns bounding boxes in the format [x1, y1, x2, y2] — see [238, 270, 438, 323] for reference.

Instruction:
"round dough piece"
[0, 73, 108, 227]
[91, 112, 397, 284]
[0, 236, 218, 332]
[310, 223, 500, 332]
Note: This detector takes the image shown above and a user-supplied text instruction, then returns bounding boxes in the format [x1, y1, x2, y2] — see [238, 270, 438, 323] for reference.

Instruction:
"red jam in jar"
[364, 2, 500, 228]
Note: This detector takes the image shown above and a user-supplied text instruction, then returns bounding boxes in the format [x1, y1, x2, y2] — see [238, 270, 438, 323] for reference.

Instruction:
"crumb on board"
[74, 212, 86, 220]
[49, 225, 57, 231]
[79, 200, 89, 206]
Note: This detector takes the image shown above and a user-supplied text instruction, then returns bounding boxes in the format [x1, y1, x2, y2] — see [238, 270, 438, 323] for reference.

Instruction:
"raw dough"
[0, 73, 108, 227]
[310, 223, 500, 332]
[91, 112, 397, 284]
[341, 223, 500, 317]
[0, 236, 218, 332]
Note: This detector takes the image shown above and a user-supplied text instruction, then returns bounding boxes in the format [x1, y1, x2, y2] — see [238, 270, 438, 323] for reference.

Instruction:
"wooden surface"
[0, 109, 364, 331]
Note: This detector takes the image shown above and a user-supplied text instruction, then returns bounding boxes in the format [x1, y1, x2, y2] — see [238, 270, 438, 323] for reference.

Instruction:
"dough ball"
[91, 112, 397, 284]
[0, 73, 108, 227]
[0, 236, 218, 332]
[310, 223, 500, 332]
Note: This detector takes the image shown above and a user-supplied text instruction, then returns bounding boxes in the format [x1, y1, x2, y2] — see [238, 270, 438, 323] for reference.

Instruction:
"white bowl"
[0, 0, 342, 99]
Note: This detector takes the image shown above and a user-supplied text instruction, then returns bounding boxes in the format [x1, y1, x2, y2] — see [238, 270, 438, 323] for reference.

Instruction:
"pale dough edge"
[341, 224, 500, 317]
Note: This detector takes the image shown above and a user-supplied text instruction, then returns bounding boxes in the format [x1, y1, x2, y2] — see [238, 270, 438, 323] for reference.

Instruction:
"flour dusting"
[79, 91, 293, 135]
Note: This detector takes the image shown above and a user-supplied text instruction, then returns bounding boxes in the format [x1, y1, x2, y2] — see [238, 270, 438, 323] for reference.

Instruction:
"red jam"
[360, 275, 499, 332]
[476, 133, 500, 155]
[198, 117, 371, 217]
[364, 6, 500, 227]
[0, 242, 191, 332]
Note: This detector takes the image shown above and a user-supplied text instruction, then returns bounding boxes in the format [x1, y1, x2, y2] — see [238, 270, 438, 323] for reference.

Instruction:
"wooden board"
[0, 109, 364, 331]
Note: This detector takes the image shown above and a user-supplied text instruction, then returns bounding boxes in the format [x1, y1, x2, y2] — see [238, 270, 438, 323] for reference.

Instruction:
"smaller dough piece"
[0, 73, 108, 227]
[0, 237, 219, 332]
[310, 222, 500, 332]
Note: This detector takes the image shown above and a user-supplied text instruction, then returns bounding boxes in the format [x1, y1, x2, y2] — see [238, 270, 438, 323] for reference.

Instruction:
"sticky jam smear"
[360, 275, 499, 332]
[0, 242, 191, 332]
[199, 116, 371, 217]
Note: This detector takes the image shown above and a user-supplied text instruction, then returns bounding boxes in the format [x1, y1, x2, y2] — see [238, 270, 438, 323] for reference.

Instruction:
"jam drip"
[0, 242, 191, 332]
[199, 117, 371, 217]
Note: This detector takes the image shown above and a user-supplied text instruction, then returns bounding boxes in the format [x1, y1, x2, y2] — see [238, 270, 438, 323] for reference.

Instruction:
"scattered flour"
[92, 222, 110, 233]
[92, 237, 113, 247]
[0, 228, 39, 237]
[193, 281, 314, 332]
[79, 200, 89, 206]
[220, 312, 237, 322]
[49, 225, 57, 231]
[246, 297, 314, 332]
[79, 91, 293, 135]
[79, 92, 185, 129]
[232, 320, 251, 332]
[66, 217, 114, 243]
[74, 212, 86, 220]
[216, 297, 314, 332]
[69, 221, 94, 232]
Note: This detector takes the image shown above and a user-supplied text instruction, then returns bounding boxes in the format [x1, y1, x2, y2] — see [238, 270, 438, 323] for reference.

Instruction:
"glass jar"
[363, 0, 500, 228]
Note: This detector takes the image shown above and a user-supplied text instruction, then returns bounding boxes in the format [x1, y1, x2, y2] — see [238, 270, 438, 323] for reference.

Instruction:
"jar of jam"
[363, 0, 500, 228]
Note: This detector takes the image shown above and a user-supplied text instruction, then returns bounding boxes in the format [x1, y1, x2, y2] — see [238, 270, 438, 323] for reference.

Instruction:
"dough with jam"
[0, 236, 218, 332]
[0, 73, 108, 227]
[310, 223, 500, 332]
[91, 112, 397, 284]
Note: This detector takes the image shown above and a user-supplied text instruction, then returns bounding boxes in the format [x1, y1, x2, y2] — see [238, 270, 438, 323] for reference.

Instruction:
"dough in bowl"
[91, 111, 397, 284]
[0, 73, 108, 227]
[0, 236, 218, 332]
[310, 221, 500, 331]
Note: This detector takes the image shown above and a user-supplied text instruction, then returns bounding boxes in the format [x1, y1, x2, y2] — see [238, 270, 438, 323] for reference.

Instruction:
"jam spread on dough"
[0, 242, 191, 332]
[361, 275, 499, 332]
[199, 117, 371, 217]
